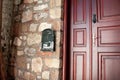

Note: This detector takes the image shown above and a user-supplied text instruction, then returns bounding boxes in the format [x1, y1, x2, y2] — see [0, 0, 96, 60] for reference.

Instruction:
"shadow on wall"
[0, 0, 15, 79]
[7, 37, 17, 80]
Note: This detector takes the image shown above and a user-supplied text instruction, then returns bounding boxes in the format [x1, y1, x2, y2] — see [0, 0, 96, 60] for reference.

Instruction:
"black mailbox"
[41, 29, 55, 51]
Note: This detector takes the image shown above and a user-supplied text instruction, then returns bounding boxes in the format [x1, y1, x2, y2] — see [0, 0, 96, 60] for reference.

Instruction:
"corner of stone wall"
[13, 0, 63, 80]
[1, 0, 14, 78]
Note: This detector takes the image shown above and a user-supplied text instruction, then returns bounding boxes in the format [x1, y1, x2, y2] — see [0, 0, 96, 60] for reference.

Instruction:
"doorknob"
[92, 14, 97, 23]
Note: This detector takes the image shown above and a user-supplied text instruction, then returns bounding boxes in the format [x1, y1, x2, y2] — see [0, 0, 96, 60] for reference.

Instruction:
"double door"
[69, 0, 120, 80]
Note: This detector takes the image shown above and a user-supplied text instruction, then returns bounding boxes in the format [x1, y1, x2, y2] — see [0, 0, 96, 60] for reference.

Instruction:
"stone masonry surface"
[12, 0, 63, 80]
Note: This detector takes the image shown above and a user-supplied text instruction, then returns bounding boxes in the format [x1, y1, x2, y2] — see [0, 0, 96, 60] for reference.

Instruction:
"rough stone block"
[14, 0, 21, 5]
[32, 57, 43, 72]
[50, 0, 55, 8]
[38, 22, 52, 32]
[42, 71, 50, 79]
[24, 72, 36, 80]
[16, 56, 27, 69]
[22, 10, 33, 23]
[34, 12, 48, 21]
[56, 32, 61, 46]
[50, 70, 59, 80]
[27, 63, 30, 70]
[17, 51, 24, 56]
[29, 23, 38, 32]
[34, 4, 48, 10]
[18, 70, 24, 78]
[21, 23, 29, 32]
[50, 8, 61, 19]
[52, 21, 61, 31]
[55, 0, 62, 6]
[27, 33, 41, 46]
[24, 47, 36, 56]
[45, 58, 60, 68]
[13, 37, 22, 46]
[24, 0, 33, 3]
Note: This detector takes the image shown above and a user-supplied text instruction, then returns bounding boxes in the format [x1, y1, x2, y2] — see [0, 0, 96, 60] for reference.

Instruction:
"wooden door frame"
[63, 0, 71, 80]
[62, 0, 67, 80]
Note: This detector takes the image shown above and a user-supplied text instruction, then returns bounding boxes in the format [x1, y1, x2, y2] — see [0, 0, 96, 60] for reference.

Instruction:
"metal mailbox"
[41, 29, 55, 51]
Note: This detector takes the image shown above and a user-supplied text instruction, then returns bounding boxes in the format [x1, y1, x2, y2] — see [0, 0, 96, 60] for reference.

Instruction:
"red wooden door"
[92, 0, 120, 80]
[69, 0, 120, 80]
[70, 0, 92, 80]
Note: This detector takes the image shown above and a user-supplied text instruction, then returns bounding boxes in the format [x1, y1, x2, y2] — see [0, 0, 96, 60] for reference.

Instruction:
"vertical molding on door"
[73, 0, 86, 24]
[89, 0, 92, 80]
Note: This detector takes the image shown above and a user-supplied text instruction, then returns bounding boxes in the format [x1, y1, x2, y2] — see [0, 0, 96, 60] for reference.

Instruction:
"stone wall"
[13, 0, 63, 80]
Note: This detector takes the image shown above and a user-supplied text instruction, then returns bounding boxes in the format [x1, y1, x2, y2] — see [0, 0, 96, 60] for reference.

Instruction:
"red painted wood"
[98, 53, 120, 80]
[63, 0, 67, 80]
[93, 0, 120, 80]
[69, 0, 92, 80]
[98, 26, 120, 46]
[64, 0, 120, 80]
[73, 28, 86, 47]
[73, 52, 86, 80]
[73, 0, 86, 24]
[97, 0, 120, 22]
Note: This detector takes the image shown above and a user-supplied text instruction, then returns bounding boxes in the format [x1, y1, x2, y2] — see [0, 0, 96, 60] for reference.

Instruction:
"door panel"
[70, 0, 120, 80]
[97, 26, 120, 46]
[73, 0, 86, 24]
[93, 0, 120, 80]
[73, 28, 86, 47]
[97, 0, 120, 21]
[98, 53, 120, 80]
[73, 52, 86, 80]
[70, 0, 91, 80]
